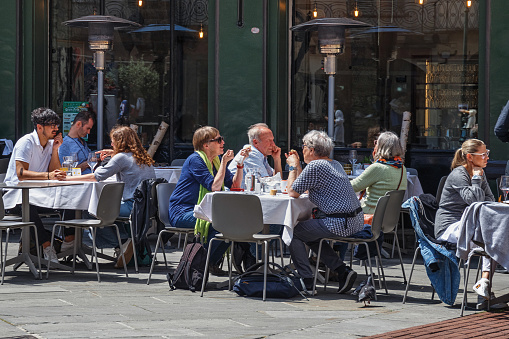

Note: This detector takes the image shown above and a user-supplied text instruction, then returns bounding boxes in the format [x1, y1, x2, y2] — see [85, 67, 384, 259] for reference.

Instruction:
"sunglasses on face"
[209, 136, 224, 144]
[471, 150, 490, 159]
[45, 124, 59, 130]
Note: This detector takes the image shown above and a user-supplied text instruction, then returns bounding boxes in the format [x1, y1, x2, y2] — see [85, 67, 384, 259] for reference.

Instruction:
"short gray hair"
[248, 123, 269, 144]
[302, 130, 334, 157]
[374, 131, 403, 160]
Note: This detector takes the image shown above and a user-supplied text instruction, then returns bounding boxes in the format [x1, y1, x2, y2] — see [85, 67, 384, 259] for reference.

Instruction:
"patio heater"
[291, 18, 370, 145]
[63, 15, 140, 149]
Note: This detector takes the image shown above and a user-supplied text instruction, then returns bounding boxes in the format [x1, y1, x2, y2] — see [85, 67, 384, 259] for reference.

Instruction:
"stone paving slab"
[1, 233, 507, 338]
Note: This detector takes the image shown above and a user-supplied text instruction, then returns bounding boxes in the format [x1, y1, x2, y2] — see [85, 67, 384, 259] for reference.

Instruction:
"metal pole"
[328, 74, 334, 140]
[97, 69, 104, 149]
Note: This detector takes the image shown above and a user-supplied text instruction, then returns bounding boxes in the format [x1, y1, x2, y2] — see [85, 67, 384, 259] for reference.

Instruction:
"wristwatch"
[288, 166, 297, 171]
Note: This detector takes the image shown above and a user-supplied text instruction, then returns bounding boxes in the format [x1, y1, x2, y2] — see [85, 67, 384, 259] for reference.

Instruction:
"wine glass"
[87, 152, 98, 172]
[499, 176, 509, 202]
[349, 150, 358, 175]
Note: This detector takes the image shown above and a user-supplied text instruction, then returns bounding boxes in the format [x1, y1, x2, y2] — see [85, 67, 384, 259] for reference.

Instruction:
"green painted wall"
[0, 2, 17, 140]
[208, 0, 288, 152]
[487, 1, 509, 160]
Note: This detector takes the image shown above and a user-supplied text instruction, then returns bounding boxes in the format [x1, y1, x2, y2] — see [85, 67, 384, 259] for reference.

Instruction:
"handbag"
[233, 262, 308, 299]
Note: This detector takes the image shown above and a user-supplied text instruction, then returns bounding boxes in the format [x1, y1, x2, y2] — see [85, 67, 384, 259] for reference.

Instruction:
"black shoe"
[337, 266, 357, 294]
[302, 277, 317, 296]
[208, 264, 228, 276]
[242, 252, 257, 272]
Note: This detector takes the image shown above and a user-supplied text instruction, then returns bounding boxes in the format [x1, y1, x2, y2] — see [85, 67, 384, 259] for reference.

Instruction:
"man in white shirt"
[3, 107, 66, 263]
[228, 123, 282, 187]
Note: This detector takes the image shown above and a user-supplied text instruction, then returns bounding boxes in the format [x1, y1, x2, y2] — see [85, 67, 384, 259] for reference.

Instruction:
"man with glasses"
[3, 107, 66, 263]
[228, 123, 282, 186]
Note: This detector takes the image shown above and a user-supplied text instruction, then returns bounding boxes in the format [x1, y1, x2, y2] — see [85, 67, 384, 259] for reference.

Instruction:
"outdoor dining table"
[1, 181, 85, 277]
[193, 191, 316, 246]
[154, 166, 182, 184]
[2, 179, 116, 273]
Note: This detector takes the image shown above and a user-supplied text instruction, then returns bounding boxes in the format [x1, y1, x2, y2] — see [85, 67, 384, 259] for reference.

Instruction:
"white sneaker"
[43, 246, 59, 264]
[473, 278, 490, 299]
[60, 240, 75, 253]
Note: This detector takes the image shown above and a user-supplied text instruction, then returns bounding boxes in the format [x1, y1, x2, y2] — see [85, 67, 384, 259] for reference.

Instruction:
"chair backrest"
[171, 158, 186, 166]
[211, 193, 264, 241]
[96, 182, 125, 225]
[156, 182, 177, 227]
[369, 195, 390, 239]
[0, 192, 5, 220]
[406, 167, 418, 176]
[0, 158, 9, 174]
[381, 190, 406, 233]
[436, 175, 448, 203]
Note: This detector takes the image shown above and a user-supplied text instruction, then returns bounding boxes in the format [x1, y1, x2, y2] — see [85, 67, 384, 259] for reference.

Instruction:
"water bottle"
[245, 170, 253, 192]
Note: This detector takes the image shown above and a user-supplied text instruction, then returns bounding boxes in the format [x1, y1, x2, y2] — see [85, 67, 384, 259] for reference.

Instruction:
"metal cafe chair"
[48, 183, 128, 282]
[312, 194, 391, 297]
[147, 182, 195, 285]
[0, 195, 41, 284]
[200, 193, 284, 301]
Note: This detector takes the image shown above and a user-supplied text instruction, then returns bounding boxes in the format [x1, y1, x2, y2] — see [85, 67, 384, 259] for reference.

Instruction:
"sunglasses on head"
[209, 136, 224, 144]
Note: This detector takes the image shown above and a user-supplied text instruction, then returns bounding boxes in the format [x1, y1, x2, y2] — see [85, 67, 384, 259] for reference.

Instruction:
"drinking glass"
[71, 152, 79, 168]
[62, 156, 73, 173]
[349, 150, 358, 175]
[499, 176, 509, 202]
[88, 152, 98, 172]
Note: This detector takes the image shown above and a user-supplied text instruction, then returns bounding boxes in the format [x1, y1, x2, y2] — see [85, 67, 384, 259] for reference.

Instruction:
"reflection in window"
[50, 0, 208, 161]
[291, 0, 479, 150]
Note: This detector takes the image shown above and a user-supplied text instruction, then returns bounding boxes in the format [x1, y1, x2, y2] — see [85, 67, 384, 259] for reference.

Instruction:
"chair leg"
[31, 225, 42, 280]
[201, 238, 217, 297]
[2, 229, 9, 285]
[147, 231, 164, 285]
[375, 241, 388, 294]
[228, 241, 234, 291]
[403, 247, 420, 303]
[113, 225, 129, 278]
[394, 232, 407, 284]
[278, 238, 284, 268]
[46, 224, 58, 278]
[363, 242, 377, 301]
[89, 227, 101, 282]
[128, 220, 138, 273]
[461, 255, 474, 316]
[312, 239, 325, 296]
[263, 240, 269, 301]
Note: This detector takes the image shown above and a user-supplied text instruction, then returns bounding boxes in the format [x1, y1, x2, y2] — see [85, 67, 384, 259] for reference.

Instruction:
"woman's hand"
[97, 149, 114, 161]
[472, 167, 484, 177]
[51, 169, 67, 181]
[222, 149, 235, 163]
[285, 149, 300, 167]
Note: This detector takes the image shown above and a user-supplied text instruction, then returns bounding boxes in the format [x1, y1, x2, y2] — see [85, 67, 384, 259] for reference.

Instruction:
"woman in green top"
[350, 131, 407, 216]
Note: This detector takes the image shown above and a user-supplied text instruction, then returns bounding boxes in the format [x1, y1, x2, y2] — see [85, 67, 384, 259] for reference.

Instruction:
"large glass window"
[291, 0, 479, 150]
[50, 0, 208, 161]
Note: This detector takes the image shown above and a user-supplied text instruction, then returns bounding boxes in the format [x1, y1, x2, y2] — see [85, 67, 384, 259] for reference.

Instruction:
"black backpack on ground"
[167, 237, 207, 292]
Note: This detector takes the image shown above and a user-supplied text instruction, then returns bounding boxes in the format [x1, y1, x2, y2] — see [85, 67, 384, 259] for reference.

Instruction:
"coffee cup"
[270, 189, 277, 196]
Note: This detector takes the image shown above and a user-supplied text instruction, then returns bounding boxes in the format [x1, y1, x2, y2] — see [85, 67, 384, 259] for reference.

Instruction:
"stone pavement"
[0, 232, 508, 339]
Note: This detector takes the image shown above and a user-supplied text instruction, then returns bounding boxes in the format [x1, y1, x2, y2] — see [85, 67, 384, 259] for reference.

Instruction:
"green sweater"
[350, 163, 407, 214]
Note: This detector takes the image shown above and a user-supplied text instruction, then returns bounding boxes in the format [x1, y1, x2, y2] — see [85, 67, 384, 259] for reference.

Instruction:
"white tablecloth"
[154, 167, 182, 184]
[2, 180, 110, 216]
[193, 191, 316, 246]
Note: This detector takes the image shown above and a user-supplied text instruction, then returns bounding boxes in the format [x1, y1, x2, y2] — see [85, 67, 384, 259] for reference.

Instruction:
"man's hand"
[285, 150, 300, 167]
[53, 133, 63, 149]
[271, 146, 281, 160]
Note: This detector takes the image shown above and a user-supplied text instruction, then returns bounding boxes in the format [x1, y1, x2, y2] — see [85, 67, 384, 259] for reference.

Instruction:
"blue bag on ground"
[233, 262, 306, 299]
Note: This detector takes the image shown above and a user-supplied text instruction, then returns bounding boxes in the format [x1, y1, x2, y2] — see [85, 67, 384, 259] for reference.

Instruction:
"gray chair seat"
[48, 182, 128, 282]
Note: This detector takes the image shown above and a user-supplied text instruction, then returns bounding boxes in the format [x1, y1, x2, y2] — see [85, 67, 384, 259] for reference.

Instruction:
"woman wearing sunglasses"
[435, 138, 496, 302]
[169, 126, 249, 275]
